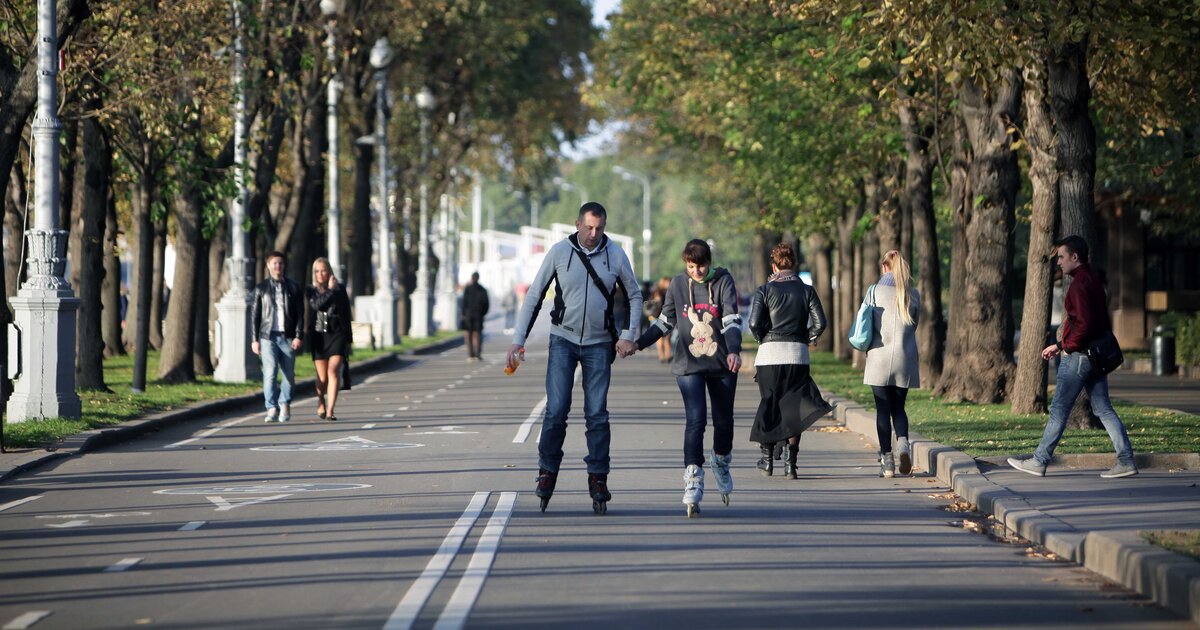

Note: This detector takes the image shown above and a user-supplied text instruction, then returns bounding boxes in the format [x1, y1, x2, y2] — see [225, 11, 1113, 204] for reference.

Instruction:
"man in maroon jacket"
[1008, 236, 1137, 478]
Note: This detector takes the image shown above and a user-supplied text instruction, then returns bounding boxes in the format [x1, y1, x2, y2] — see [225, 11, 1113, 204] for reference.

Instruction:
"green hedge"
[1162, 311, 1200, 367]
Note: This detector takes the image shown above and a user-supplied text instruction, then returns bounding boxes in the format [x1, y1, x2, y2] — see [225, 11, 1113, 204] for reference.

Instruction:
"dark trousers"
[676, 372, 738, 467]
[871, 385, 909, 453]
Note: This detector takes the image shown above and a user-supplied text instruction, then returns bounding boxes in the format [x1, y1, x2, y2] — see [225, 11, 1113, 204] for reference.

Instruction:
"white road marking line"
[179, 521, 206, 531]
[512, 397, 547, 444]
[2, 611, 51, 629]
[425, 394, 436, 399]
[0, 496, 43, 512]
[206, 494, 292, 512]
[165, 416, 252, 448]
[433, 492, 517, 630]
[362, 374, 385, 385]
[104, 558, 143, 572]
[397, 407, 409, 411]
[363, 423, 377, 429]
[446, 384, 456, 389]
[383, 413, 396, 418]
[383, 492, 490, 630]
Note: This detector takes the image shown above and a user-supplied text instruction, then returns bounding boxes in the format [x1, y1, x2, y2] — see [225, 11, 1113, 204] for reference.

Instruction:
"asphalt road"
[0, 318, 1191, 629]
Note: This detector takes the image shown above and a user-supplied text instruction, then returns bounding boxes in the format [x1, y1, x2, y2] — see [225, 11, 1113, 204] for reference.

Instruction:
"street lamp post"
[370, 37, 397, 346]
[434, 171, 459, 331]
[613, 165, 652, 282]
[6, 0, 81, 421]
[213, 0, 259, 384]
[409, 86, 435, 338]
[553, 176, 588, 209]
[321, 0, 345, 278]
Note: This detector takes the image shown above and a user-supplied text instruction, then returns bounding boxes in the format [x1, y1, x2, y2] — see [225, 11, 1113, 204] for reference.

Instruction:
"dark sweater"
[636, 268, 743, 375]
[1060, 263, 1110, 353]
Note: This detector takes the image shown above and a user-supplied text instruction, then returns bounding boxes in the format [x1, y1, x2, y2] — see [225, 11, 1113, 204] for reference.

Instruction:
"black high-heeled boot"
[757, 444, 775, 477]
[785, 444, 799, 479]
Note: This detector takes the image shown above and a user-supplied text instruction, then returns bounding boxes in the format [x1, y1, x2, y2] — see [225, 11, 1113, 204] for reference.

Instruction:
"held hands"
[291, 338, 302, 351]
[251, 340, 260, 356]
[616, 340, 637, 358]
[727, 352, 742, 372]
[1041, 343, 1060, 362]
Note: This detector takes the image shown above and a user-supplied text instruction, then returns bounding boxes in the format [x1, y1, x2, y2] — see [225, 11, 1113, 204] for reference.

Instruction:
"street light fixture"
[213, 0, 259, 384]
[6, 0, 82, 420]
[409, 85, 435, 337]
[320, 0, 345, 279]
[552, 176, 588, 209]
[612, 165, 652, 283]
[370, 37, 398, 346]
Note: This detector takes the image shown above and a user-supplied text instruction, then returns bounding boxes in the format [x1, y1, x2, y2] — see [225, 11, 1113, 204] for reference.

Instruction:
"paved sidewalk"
[833, 395, 1200, 625]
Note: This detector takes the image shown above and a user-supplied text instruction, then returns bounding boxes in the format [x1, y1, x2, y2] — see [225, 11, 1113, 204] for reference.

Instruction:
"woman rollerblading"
[683, 464, 704, 517]
[710, 449, 732, 505]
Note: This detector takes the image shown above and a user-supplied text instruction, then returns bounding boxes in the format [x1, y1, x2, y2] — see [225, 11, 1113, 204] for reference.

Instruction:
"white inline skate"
[683, 464, 704, 518]
[709, 449, 732, 505]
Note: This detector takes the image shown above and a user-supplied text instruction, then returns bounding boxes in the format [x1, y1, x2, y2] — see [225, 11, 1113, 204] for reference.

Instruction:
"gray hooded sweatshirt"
[513, 233, 643, 347]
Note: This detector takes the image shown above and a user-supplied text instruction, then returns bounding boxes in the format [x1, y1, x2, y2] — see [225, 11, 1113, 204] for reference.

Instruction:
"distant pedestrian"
[632, 239, 742, 517]
[461, 272, 490, 361]
[306, 257, 352, 422]
[251, 251, 304, 423]
[502, 288, 517, 335]
[644, 276, 673, 363]
[1008, 236, 1137, 478]
[506, 202, 642, 514]
[748, 242, 830, 480]
[861, 249, 921, 478]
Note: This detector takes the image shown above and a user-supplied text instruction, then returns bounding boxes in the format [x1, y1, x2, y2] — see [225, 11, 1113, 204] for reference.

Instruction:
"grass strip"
[2, 331, 458, 450]
[1141, 530, 1200, 562]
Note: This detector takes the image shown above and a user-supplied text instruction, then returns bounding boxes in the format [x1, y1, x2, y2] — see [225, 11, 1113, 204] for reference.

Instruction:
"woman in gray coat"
[862, 250, 921, 478]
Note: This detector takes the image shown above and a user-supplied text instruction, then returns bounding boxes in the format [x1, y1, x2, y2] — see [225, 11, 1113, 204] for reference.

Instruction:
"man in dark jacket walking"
[1008, 235, 1137, 478]
[251, 251, 304, 422]
[461, 272, 489, 361]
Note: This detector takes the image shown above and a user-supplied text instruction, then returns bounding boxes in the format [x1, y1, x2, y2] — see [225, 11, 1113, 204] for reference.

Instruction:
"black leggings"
[871, 385, 909, 453]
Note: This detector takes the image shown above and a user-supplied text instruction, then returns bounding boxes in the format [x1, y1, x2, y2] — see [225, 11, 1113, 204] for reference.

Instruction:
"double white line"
[384, 491, 516, 630]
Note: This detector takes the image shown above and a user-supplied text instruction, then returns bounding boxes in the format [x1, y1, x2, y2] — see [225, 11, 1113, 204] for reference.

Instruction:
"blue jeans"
[676, 372, 737, 466]
[1034, 352, 1134, 466]
[540, 335, 613, 474]
[261, 332, 296, 410]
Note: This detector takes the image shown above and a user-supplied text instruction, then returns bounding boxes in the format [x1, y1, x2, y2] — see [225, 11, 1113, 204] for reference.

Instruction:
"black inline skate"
[587, 473, 611, 515]
[535, 469, 558, 512]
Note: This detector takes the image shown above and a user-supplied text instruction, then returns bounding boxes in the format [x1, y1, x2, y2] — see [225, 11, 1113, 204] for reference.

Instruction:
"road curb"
[825, 390, 1200, 623]
[0, 336, 464, 484]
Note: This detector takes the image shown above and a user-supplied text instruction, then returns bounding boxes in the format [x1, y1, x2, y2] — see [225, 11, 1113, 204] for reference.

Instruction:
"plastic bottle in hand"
[505, 349, 525, 375]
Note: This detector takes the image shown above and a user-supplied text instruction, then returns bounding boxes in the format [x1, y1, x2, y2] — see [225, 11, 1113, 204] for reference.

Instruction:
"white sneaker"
[279, 403, 291, 422]
[264, 407, 279, 423]
[896, 437, 912, 476]
[683, 465, 704, 517]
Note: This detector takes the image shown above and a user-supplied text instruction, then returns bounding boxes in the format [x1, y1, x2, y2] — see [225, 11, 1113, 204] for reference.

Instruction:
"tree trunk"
[1012, 63, 1060, 415]
[5, 159, 26, 303]
[131, 146, 156, 393]
[835, 195, 865, 361]
[207, 216, 228, 367]
[101, 179, 125, 357]
[192, 232, 213, 376]
[807, 231, 834, 353]
[286, 93, 326, 283]
[935, 114, 972, 400]
[898, 85, 946, 386]
[350, 136, 374, 298]
[150, 217, 166, 350]
[158, 188, 201, 383]
[952, 70, 1021, 403]
[74, 103, 110, 391]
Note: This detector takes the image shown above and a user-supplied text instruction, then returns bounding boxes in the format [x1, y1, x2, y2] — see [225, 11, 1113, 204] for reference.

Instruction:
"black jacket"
[462, 282, 490, 319]
[251, 276, 304, 341]
[305, 284, 352, 338]
[748, 274, 826, 345]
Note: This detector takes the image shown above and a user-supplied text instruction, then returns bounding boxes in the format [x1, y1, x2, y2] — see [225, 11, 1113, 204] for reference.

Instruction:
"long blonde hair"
[881, 250, 914, 326]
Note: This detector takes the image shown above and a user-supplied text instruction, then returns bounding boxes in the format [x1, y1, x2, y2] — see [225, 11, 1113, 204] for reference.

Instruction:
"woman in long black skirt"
[306, 257, 352, 421]
[748, 243, 830, 479]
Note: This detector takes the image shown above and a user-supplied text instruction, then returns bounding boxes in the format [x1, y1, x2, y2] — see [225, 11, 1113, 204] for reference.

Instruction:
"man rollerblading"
[588, 473, 611, 515]
[535, 469, 558, 513]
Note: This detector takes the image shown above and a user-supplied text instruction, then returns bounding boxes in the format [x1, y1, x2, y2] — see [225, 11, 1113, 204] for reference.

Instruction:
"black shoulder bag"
[572, 249, 620, 363]
[1086, 331, 1124, 375]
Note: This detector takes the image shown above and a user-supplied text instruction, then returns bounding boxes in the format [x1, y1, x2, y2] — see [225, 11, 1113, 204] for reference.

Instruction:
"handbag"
[1085, 331, 1124, 375]
[848, 284, 876, 352]
[339, 359, 352, 391]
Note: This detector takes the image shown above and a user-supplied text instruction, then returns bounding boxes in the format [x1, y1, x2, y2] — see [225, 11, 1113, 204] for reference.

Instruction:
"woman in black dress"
[306, 257, 352, 421]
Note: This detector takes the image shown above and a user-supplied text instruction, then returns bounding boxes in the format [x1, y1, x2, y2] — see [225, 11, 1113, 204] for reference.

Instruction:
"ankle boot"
[879, 452, 895, 478]
[785, 444, 799, 479]
[757, 444, 775, 477]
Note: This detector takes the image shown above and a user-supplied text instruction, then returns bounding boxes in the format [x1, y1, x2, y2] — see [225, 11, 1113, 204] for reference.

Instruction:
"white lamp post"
[370, 37, 397, 346]
[409, 86, 435, 337]
[213, 0, 259, 384]
[6, 0, 81, 421]
[613, 165, 652, 282]
[320, 0, 345, 278]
